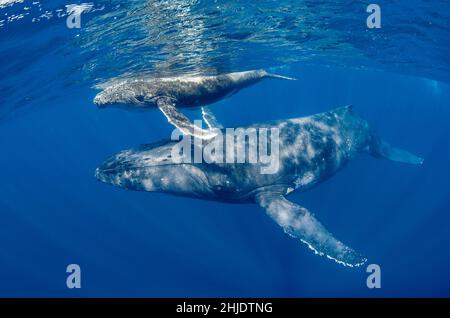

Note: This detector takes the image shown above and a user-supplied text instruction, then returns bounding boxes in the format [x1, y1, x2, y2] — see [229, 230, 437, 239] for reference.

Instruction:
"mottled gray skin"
[95, 106, 422, 267]
[93, 70, 291, 110]
[96, 106, 388, 200]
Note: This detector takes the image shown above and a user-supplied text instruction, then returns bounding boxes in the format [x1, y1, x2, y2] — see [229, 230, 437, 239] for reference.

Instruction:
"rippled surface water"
[1, 0, 449, 118]
[1, 0, 450, 297]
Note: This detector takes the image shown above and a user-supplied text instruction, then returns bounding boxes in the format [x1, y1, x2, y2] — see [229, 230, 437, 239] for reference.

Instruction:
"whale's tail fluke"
[370, 138, 424, 165]
[266, 73, 297, 81]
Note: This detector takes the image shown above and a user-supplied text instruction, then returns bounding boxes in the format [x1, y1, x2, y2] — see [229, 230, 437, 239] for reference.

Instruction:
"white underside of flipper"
[255, 192, 367, 267]
[201, 106, 223, 129]
[156, 98, 218, 140]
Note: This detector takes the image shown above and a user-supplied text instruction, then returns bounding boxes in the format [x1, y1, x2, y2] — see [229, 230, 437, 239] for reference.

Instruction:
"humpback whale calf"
[93, 70, 295, 139]
[95, 106, 423, 266]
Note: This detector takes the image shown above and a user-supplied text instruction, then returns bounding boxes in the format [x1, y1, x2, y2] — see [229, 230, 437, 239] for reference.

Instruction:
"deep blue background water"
[1, 0, 450, 297]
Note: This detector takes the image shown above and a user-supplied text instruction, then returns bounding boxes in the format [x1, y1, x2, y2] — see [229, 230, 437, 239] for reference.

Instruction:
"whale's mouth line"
[97, 162, 200, 174]
[95, 163, 211, 189]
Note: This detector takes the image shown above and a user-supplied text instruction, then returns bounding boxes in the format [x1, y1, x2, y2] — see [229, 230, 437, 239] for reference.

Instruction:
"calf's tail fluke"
[371, 138, 424, 165]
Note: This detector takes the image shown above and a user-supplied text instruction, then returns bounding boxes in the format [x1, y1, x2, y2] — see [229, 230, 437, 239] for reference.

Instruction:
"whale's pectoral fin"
[201, 106, 223, 129]
[156, 98, 218, 140]
[255, 192, 367, 267]
[371, 138, 424, 165]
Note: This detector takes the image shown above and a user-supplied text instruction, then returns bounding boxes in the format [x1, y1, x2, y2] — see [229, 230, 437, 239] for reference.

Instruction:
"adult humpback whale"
[93, 70, 295, 139]
[95, 106, 423, 266]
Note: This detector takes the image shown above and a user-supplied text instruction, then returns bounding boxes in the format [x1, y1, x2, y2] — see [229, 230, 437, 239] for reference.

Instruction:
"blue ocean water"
[0, 0, 449, 297]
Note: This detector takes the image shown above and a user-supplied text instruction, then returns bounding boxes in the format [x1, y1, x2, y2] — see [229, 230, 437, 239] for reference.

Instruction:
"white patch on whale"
[294, 172, 315, 189]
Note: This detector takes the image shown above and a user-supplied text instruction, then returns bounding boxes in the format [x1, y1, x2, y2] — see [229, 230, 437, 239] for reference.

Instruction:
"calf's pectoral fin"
[201, 106, 223, 129]
[255, 192, 367, 267]
[156, 98, 218, 140]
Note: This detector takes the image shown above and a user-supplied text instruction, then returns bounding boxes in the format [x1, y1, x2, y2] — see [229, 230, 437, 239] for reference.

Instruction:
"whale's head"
[95, 142, 215, 198]
[93, 82, 147, 108]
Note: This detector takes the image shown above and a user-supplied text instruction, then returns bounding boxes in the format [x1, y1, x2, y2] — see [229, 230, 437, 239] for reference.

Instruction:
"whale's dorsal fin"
[156, 97, 218, 140]
[255, 192, 367, 267]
